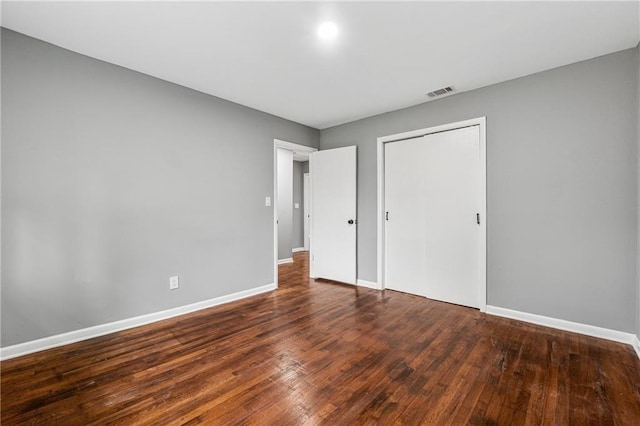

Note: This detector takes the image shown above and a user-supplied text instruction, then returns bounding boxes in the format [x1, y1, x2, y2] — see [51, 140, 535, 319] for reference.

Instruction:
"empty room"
[1, 1, 640, 424]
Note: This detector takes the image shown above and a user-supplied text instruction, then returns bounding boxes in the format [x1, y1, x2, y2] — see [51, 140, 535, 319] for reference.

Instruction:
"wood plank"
[2, 252, 639, 424]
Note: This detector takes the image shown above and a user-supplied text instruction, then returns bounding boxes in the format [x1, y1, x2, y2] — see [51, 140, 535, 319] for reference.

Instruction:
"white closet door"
[385, 126, 481, 308]
[384, 136, 429, 297]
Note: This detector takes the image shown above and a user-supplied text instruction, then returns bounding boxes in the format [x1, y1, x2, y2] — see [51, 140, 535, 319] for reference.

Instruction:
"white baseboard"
[292, 247, 306, 253]
[357, 279, 382, 290]
[0, 283, 276, 361]
[486, 305, 639, 358]
[633, 335, 640, 360]
[277, 258, 293, 264]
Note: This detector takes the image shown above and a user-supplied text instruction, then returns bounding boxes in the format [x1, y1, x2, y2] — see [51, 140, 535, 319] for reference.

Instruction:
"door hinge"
[476, 213, 480, 225]
[386, 211, 389, 221]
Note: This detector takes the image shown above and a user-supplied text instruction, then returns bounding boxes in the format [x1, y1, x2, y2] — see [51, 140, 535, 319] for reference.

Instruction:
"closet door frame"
[376, 117, 487, 312]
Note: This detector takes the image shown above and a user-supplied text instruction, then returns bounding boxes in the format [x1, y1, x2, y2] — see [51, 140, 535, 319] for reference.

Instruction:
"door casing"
[303, 173, 310, 251]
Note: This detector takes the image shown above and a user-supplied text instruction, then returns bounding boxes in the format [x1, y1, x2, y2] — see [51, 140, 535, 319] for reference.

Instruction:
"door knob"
[348, 219, 354, 225]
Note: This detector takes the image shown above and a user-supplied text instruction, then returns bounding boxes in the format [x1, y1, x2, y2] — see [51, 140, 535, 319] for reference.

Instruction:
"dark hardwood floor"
[2, 251, 640, 424]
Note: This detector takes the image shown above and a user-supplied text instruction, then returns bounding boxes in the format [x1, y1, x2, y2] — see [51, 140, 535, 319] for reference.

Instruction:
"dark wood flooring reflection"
[2, 251, 640, 424]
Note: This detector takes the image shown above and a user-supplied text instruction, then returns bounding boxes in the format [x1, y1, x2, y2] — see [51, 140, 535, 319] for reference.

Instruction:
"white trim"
[309, 153, 315, 278]
[486, 305, 639, 352]
[278, 258, 294, 264]
[303, 173, 311, 251]
[274, 139, 317, 154]
[633, 335, 640, 360]
[292, 247, 306, 253]
[0, 283, 276, 361]
[273, 142, 279, 288]
[357, 279, 382, 290]
[377, 117, 487, 312]
[377, 136, 385, 292]
[273, 139, 318, 289]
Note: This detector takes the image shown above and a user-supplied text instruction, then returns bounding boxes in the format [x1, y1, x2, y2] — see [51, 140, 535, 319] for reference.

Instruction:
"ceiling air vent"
[426, 86, 455, 98]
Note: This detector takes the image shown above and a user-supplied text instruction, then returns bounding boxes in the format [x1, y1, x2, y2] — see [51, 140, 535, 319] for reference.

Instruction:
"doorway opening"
[273, 139, 316, 288]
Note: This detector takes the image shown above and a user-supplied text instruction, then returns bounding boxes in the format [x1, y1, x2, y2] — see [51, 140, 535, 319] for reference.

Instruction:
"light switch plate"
[169, 276, 179, 290]
[265, 196, 271, 207]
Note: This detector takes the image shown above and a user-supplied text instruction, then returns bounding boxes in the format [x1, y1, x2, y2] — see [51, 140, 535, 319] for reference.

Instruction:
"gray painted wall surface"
[292, 161, 304, 249]
[321, 48, 639, 332]
[277, 149, 293, 260]
[637, 43, 640, 340]
[1, 29, 319, 346]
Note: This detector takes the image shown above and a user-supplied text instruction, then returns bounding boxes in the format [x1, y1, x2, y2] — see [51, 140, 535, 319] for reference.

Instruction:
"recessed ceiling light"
[317, 21, 338, 41]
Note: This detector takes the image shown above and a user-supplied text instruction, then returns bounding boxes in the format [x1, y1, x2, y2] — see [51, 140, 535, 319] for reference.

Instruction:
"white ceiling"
[2, 1, 639, 129]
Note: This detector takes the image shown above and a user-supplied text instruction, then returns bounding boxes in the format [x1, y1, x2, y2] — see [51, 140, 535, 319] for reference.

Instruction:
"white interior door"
[385, 126, 481, 308]
[310, 146, 357, 284]
[303, 173, 310, 251]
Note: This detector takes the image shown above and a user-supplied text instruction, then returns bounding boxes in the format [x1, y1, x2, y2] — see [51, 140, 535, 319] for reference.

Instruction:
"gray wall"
[1, 29, 319, 347]
[277, 148, 293, 260]
[292, 161, 304, 249]
[321, 48, 639, 333]
[637, 42, 640, 341]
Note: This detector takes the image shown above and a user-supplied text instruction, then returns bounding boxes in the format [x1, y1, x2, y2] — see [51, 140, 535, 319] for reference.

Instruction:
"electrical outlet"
[169, 275, 179, 290]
